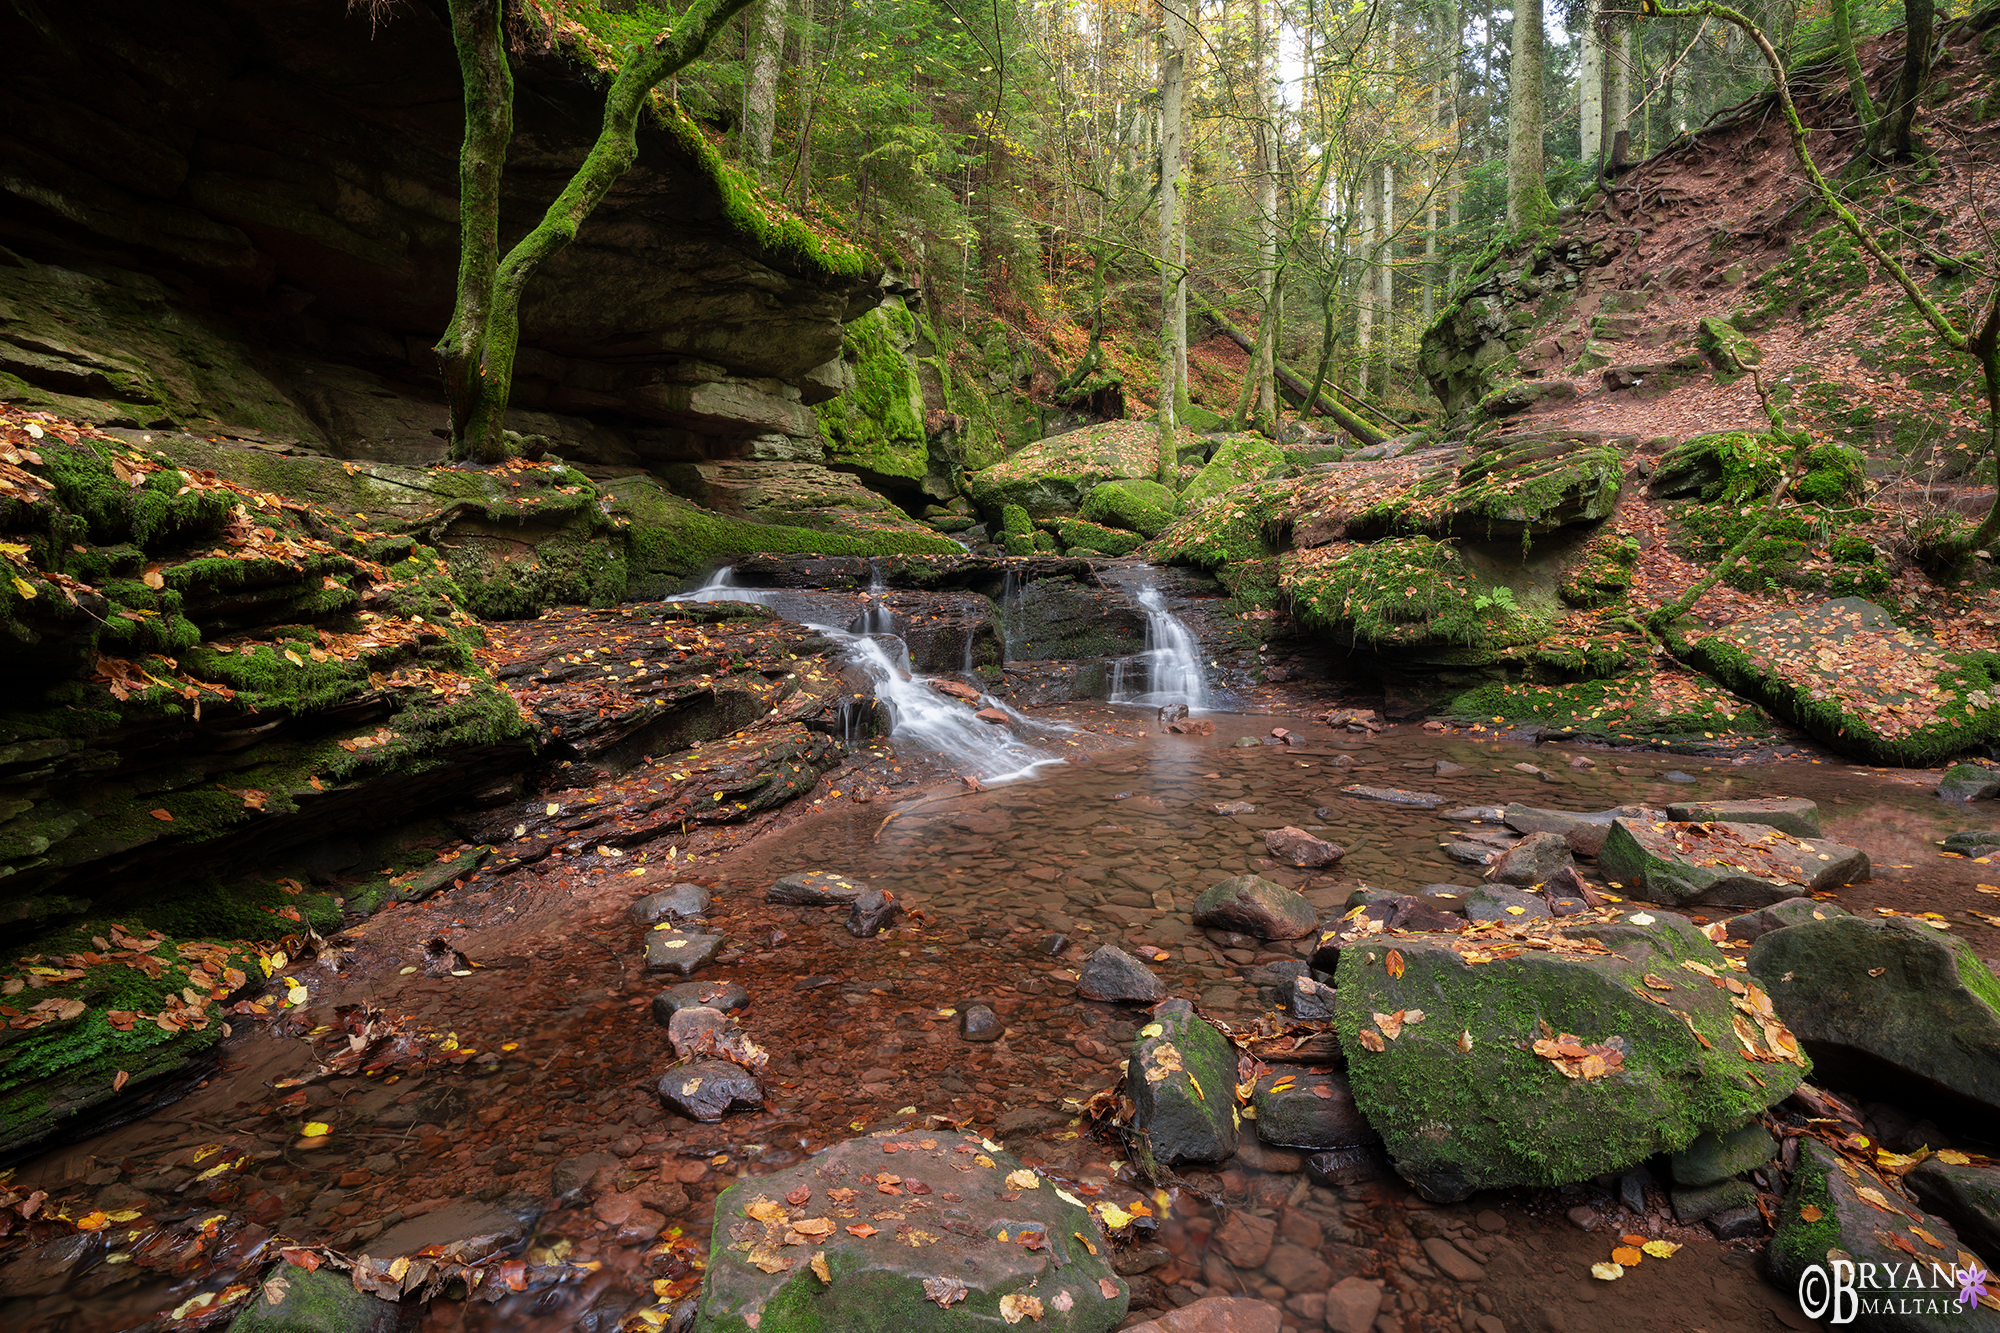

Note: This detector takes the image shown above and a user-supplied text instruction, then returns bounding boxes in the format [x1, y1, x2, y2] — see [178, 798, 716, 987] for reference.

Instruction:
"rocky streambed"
[4, 672, 2000, 1333]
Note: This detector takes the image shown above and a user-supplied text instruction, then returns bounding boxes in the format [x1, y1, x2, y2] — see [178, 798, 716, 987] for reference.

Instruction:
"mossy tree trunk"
[436, 0, 756, 464]
[1887, 0, 1934, 160]
[1506, 0, 1555, 231]
[1646, 0, 2000, 560]
[1157, 0, 1190, 487]
[1829, 0, 1883, 157]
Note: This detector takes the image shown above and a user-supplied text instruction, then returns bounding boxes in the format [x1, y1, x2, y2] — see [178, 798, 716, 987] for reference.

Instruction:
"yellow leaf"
[284, 649, 304, 666]
[300, 1121, 331, 1138]
[1855, 1187, 1900, 1214]
[1591, 1261, 1624, 1281]
[810, 1252, 831, 1284]
[1005, 1169, 1040, 1190]
[1094, 1202, 1135, 1230]
[10, 576, 35, 600]
[1641, 1240, 1680, 1259]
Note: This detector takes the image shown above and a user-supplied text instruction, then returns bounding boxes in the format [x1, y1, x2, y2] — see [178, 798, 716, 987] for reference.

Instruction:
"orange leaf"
[1610, 1246, 1643, 1266]
[112, 1069, 129, 1093]
[149, 809, 173, 821]
[1385, 949, 1405, 979]
[1799, 1204, 1824, 1223]
[845, 1224, 878, 1238]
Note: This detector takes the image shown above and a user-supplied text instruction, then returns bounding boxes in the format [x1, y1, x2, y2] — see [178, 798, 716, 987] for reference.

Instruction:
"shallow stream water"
[7, 670, 1998, 1333]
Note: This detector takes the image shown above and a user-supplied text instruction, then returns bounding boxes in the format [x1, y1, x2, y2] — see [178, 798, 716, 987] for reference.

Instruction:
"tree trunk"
[1378, 161, 1394, 392]
[1252, 0, 1280, 433]
[437, 0, 755, 463]
[1202, 296, 1388, 445]
[1355, 163, 1377, 396]
[1610, 14, 1632, 168]
[788, 0, 816, 206]
[1507, 0, 1555, 230]
[1157, 0, 1189, 485]
[1580, 0, 1604, 170]
[1830, 0, 1881, 154]
[743, 0, 784, 166]
[1889, 0, 1935, 160]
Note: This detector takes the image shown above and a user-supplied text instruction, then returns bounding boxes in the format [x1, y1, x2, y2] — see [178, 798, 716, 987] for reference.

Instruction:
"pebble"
[1421, 1235, 1485, 1282]
[958, 1004, 1004, 1041]
[1665, 770, 1698, 783]
[846, 887, 900, 937]
[1565, 1205, 1601, 1231]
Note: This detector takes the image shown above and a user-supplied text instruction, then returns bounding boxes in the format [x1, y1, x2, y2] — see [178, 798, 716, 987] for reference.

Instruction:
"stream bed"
[4, 594, 1997, 1333]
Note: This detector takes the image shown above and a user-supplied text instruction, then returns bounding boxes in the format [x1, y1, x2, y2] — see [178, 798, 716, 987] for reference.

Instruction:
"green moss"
[1669, 504, 1888, 599]
[1182, 435, 1285, 505]
[1148, 484, 1293, 570]
[1080, 479, 1179, 538]
[1447, 672, 1773, 742]
[1278, 537, 1500, 653]
[1559, 533, 1638, 608]
[1217, 556, 1283, 613]
[1051, 517, 1143, 556]
[1001, 505, 1033, 538]
[814, 302, 928, 484]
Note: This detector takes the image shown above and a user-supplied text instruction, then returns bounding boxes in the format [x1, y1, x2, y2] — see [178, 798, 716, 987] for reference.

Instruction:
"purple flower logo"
[1958, 1265, 1988, 1308]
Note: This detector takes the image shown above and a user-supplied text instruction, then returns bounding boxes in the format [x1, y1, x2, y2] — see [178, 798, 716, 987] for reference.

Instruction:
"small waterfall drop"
[1108, 580, 1211, 710]
[999, 569, 1023, 662]
[672, 566, 776, 606]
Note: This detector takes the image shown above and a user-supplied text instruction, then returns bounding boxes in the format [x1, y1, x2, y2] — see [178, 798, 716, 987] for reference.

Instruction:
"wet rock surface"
[1599, 817, 1869, 906]
[1190, 874, 1318, 939]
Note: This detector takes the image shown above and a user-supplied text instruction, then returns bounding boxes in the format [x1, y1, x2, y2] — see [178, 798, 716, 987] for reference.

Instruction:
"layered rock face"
[0, 0, 873, 465]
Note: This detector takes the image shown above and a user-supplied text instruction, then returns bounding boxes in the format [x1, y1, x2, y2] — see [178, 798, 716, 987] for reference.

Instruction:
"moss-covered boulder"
[1596, 818, 1869, 907]
[1278, 536, 1516, 664]
[1695, 316, 1763, 376]
[1649, 431, 1864, 508]
[1939, 764, 2000, 802]
[602, 474, 959, 599]
[1332, 912, 1807, 1202]
[1747, 914, 2000, 1119]
[813, 299, 930, 494]
[1682, 598, 2000, 766]
[1182, 435, 1285, 506]
[1080, 480, 1179, 538]
[1131, 998, 1239, 1169]
[692, 1130, 1128, 1333]
[1051, 518, 1143, 557]
[963, 421, 1181, 522]
[226, 1264, 401, 1333]
[1770, 1141, 1992, 1330]
[1002, 579, 1147, 661]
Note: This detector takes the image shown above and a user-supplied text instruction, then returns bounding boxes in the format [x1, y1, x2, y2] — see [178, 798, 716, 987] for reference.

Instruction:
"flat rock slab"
[1908, 1156, 2000, 1260]
[1598, 817, 1868, 907]
[1665, 797, 1821, 838]
[1685, 596, 2000, 766]
[1501, 804, 1655, 857]
[632, 882, 710, 924]
[1332, 912, 1807, 1202]
[1131, 999, 1238, 1168]
[1338, 784, 1447, 808]
[691, 1131, 1128, 1333]
[1193, 874, 1317, 939]
[1076, 945, 1166, 1003]
[1483, 830, 1574, 886]
[659, 1060, 763, 1123]
[1252, 1067, 1377, 1151]
[370, 1190, 543, 1261]
[769, 870, 871, 905]
[1462, 887, 1552, 925]
[1770, 1141, 1993, 1329]
[1719, 897, 1848, 944]
[645, 930, 724, 975]
[1119, 1297, 1280, 1333]
[1748, 914, 2000, 1117]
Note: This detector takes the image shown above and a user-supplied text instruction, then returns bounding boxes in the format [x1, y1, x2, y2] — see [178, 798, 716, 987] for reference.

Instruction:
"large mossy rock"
[1277, 536, 1516, 666]
[1130, 998, 1239, 1169]
[1081, 480, 1179, 538]
[1683, 598, 2000, 766]
[1649, 431, 1864, 508]
[812, 298, 931, 496]
[1004, 578, 1147, 660]
[964, 421, 1182, 522]
[1747, 914, 2000, 1118]
[1907, 1156, 2000, 1261]
[1770, 1141, 1995, 1332]
[1051, 518, 1144, 557]
[1597, 817, 1869, 907]
[693, 1131, 1128, 1333]
[0, 413, 536, 1156]
[1182, 435, 1285, 506]
[225, 1265, 404, 1333]
[1332, 913, 1807, 1202]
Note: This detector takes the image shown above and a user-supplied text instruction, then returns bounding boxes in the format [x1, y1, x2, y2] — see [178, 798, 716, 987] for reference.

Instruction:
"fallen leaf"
[810, 1252, 831, 1284]
[112, 1069, 128, 1092]
[1005, 1169, 1040, 1191]
[149, 809, 173, 821]
[1611, 1246, 1643, 1266]
[1356, 1028, 1385, 1052]
[999, 1294, 1044, 1324]
[845, 1224, 878, 1238]
[1641, 1240, 1680, 1259]
[1799, 1204, 1824, 1223]
[1385, 949, 1404, 978]
[1099, 1278, 1121, 1299]
[923, 1277, 968, 1308]
[1591, 1261, 1624, 1281]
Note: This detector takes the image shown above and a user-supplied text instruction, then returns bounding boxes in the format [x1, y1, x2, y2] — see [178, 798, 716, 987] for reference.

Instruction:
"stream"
[4, 566, 1996, 1333]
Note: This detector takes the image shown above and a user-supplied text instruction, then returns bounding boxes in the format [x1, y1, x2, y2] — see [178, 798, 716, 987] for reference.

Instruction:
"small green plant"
[1473, 586, 1519, 617]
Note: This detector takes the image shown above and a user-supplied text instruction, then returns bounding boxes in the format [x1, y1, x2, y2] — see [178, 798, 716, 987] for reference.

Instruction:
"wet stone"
[1337, 784, 1447, 808]
[658, 1059, 763, 1123]
[1323, 1277, 1384, 1333]
[1665, 797, 1821, 838]
[1665, 770, 1699, 784]
[1252, 1067, 1375, 1151]
[1669, 1122, 1775, 1187]
[1281, 974, 1337, 1023]
[1421, 1235, 1485, 1282]
[1943, 829, 2000, 856]
[1192, 874, 1317, 940]
[1213, 801, 1256, 815]
[631, 883, 710, 924]
[645, 929, 724, 975]
[1305, 1145, 1396, 1188]
[1938, 763, 2000, 802]
[1211, 1211, 1276, 1268]
[1434, 760, 1472, 777]
[846, 887, 900, 937]
[767, 869, 869, 905]
[1131, 999, 1238, 1166]
[551, 1151, 620, 1202]
[1482, 830, 1574, 886]
[959, 1004, 1004, 1041]
[1121, 1296, 1279, 1333]
[1261, 826, 1344, 868]
[1440, 805, 1507, 823]
[652, 980, 750, 1025]
[666, 1005, 732, 1059]
[1077, 945, 1168, 1003]
[1671, 1178, 1756, 1225]
[1461, 886, 1553, 925]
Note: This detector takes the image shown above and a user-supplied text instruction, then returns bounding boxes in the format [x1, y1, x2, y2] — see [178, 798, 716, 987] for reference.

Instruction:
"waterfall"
[1108, 580, 1211, 710]
[669, 565, 1062, 784]
[999, 569, 1023, 662]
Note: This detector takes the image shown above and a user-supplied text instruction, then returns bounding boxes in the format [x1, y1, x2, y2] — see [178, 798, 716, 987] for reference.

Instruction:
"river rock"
[1671, 1179, 1757, 1225]
[1131, 999, 1238, 1167]
[769, 870, 870, 905]
[959, 1004, 1004, 1042]
[1282, 973, 1338, 1022]
[1944, 830, 2000, 857]
[1338, 784, 1447, 809]
[1461, 887, 1552, 924]
[653, 981, 751, 1025]
[1501, 804, 1653, 857]
[666, 1007, 768, 1071]
[1665, 797, 1822, 838]
[1192, 874, 1317, 940]
[1440, 806, 1508, 823]
[691, 1130, 1128, 1333]
[659, 1060, 763, 1123]
[1252, 1067, 1376, 1150]
[1482, 831, 1574, 886]
[1331, 913, 1807, 1202]
[1667, 1122, 1775, 1187]
[1306, 1145, 1397, 1188]
[1445, 841, 1496, 865]
[1719, 896, 1848, 944]
[1076, 946, 1167, 1003]
[1747, 914, 2000, 1117]
[645, 930, 724, 975]
[1940, 764, 2000, 801]
[1119, 1297, 1278, 1333]
[847, 888, 900, 937]
[1907, 1156, 2000, 1259]
[1769, 1140, 1985, 1329]
[632, 883, 710, 924]
[227, 1265, 398, 1333]
[1262, 826, 1344, 868]
[1597, 817, 1868, 906]
[1212, 800, 1255, 815]
[1323, 1277, 1385, 1333]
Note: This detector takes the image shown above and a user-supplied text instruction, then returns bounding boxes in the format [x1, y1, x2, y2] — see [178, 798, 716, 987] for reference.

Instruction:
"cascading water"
[669, 565, 1062, 783]
[999, 569, 1023, 662]
[1108, 581, 1211, 710]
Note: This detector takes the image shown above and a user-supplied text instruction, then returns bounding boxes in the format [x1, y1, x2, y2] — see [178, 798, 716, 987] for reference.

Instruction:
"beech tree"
[1506, 0, 1555, 229]
[436, 0, 754, 463]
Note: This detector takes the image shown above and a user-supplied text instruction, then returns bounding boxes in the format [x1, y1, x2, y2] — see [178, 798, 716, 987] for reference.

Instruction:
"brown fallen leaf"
[1356, 1028, 1385, 1052]
[785, 1186, 811, 1207]
[845, 1224, 878, 1238]
[1099, 1278, 1121, 1299]
[112, 1069, 129, 1092]
[923, 1277, 968, 1307]
[149, 809, 173, 821]
[1385, 949, 1405, 979]
[810, 1253, 831, 1284]
[1799, 1204, 1824, 1223]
